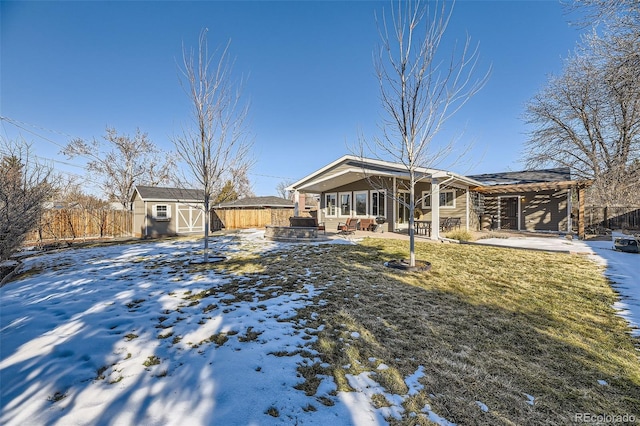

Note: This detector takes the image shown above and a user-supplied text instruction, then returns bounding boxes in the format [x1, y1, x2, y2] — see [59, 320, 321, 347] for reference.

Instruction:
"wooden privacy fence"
[25, 208, 133, 243]
[212, 208, 297, 230]
[581, 206, 640, 231]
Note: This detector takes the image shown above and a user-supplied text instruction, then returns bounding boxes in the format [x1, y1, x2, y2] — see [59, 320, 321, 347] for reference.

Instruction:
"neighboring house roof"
[132, 186, 204, 202]
[287, 155, 483, 193]
[468, 168, 572, 186]
[215, 196, 294, 209]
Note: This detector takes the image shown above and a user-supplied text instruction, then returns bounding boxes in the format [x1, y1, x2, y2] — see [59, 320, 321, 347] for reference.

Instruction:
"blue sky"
[1, 0, 585, 197]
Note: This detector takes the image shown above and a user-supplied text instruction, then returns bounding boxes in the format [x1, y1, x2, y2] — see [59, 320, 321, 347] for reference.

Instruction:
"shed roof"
[133, 186, 204, 202]
[215, 196, 294, 209]
[468, 168, 571, 186]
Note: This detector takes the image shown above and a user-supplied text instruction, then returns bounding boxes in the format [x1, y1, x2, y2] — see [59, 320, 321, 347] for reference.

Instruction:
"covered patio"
[287, 155, 483, 240]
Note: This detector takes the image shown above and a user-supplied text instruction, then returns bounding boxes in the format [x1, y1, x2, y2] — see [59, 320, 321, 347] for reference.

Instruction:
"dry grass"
[273, 238, 640, 425]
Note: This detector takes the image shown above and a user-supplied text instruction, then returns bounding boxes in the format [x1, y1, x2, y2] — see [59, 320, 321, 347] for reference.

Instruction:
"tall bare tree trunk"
[173, 29, 253, 262]
[357, 0, 489, 266]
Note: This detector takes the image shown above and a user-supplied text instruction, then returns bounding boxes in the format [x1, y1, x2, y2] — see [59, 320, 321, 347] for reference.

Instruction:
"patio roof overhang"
[287, 155, 482, 194]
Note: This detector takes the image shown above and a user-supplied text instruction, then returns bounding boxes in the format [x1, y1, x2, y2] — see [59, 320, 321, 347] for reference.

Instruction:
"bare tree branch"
[356, 0, 489, 266]
[0, 138, 53, 260]
[62, 127, 174, 208]
[524, 5, 640, 206]
[172, 28, 253, 262]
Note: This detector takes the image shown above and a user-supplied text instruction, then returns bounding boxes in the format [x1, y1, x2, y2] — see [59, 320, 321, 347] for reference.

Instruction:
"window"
[371, 190, 385, 217]
[153, 204, 171, 220]
[354, 191, 368, 216]
[325, 193, 337, 217]
[339, 192, 351, 217]
[422, 190, 456, 209]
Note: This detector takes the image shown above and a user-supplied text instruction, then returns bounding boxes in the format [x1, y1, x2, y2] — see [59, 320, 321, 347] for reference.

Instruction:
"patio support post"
[578, 186, 585, 239]
[392, 177, 397, 232]
[465, 188, 470, 231]
[567, 188, 572, 233]
[431, 179, 440, 240]
[294, 191, 300, 217]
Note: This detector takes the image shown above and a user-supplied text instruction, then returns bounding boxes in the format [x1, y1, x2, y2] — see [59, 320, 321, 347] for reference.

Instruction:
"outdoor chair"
[415, 220, 431, 236]
[337, 218, 358, 235]
[448, 217, 461, 231]
[359, 218, 375, 231]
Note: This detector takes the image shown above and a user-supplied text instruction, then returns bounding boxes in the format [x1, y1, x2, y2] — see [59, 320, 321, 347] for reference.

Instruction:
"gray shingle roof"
[468, 168, 571, 186]
[134, 186, 204, 201]
[215, 196, 294, 208]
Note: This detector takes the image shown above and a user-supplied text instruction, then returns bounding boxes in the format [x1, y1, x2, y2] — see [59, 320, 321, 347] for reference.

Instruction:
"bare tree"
[276, 179, 293, 199]
[62, 127, 174, 208]
[524, 2, 640, 206]
[173, 29, 253, 262]
[0, 139, 52, 261]
[569, 0, 640, 34]
[358, 0, 488, 266]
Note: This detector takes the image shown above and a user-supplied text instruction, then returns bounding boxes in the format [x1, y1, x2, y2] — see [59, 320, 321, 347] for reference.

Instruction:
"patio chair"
[359, 218, 375, 231]
[449, 217, 461, 230]
[337, 218, 358, 235]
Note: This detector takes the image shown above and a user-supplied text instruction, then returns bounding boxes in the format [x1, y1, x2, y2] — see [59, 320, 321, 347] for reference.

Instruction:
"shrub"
[444, 229, 474, 241]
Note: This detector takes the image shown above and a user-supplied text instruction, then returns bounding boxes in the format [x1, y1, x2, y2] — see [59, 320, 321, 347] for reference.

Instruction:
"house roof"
[133, 186, 204, 202]
[287, 155, 483, 193]
[215, 196, 294, 209]
[468, 168, 593, 194]
[468, 168, 572, 186]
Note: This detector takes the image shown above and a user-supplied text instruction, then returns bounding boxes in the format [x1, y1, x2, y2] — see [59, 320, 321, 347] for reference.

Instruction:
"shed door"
[177, 204, 204, 233]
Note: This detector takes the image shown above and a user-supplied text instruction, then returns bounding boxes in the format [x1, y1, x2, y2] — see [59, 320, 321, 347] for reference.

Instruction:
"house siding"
[319, 179, 469, 232]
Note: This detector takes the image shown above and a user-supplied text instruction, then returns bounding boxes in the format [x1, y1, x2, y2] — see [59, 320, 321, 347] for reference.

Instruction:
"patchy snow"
[524, 393, 535, 406]
[473, 235, 594, 254]
[0, 231, 452, 425]
[475, 401, 489, 412]
[585, 236, 640, 337]
[2, 230, 637, 425]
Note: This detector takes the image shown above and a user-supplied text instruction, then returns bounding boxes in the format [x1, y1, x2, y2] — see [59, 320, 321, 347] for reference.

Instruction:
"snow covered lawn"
[1, 231, 639, 425]
[0, 233, 424, 425]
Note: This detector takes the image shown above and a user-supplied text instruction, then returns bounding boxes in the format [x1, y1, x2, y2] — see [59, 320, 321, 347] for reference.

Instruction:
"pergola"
[472, 180, 593, 238]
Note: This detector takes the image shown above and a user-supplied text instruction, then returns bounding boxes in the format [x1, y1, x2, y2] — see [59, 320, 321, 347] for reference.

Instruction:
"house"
[286, 155, 483, 240]
[212, 196, 295, 230]
[287, 155, 591, 239]
[131, 186, 206, 238]
[468, 168, 578, 233]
